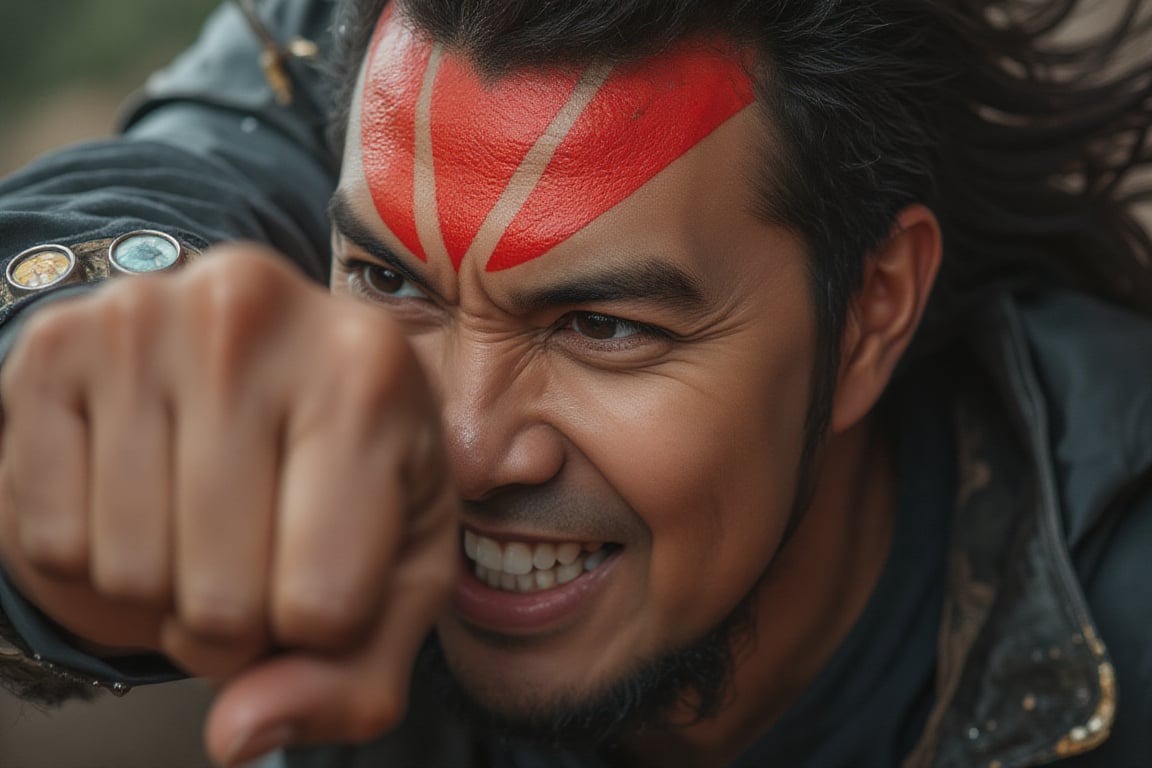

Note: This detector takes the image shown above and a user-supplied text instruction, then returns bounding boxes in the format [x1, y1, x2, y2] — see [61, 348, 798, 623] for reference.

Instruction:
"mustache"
[461, 484, 648, 544]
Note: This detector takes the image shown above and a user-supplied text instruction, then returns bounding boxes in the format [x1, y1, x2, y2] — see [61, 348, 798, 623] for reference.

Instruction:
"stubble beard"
[420, 473, 817, 752]
[419, 356, 834, 752]
[420, 593, 756, 751]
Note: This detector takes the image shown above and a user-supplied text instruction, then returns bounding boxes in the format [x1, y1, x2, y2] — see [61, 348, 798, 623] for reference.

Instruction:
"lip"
[451, 544, 622, 635]
[460, 519, 611, 547]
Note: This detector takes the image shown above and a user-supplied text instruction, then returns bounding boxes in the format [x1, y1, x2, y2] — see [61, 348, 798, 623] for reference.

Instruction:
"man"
[0, 0, 1150, 766]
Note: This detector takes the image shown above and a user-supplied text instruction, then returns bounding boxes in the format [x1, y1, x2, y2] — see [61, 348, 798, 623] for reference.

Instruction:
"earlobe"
[829, 205, 942, 434]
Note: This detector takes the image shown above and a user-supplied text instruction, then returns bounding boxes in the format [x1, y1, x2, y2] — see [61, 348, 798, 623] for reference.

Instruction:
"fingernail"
[224, 723, 296, 767]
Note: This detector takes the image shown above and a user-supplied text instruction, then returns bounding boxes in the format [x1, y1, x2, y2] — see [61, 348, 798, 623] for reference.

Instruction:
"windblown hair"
[328, 0, 1152, 438]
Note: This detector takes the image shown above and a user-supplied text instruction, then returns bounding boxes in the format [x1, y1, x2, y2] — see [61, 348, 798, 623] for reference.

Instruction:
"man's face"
[330, 11, 817, 727]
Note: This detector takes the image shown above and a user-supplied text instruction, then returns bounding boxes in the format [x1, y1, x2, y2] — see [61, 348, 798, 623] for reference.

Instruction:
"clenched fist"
[0, 245, 460, 764]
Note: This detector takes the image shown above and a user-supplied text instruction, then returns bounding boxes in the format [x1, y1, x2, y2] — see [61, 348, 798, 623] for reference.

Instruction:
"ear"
[830, 205, 942, 434]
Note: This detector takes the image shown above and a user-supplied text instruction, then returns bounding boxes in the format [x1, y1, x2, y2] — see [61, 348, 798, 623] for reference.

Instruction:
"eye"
[556, 312, 674, 361]
[343, 260, 426, 301]
[568, 313, 646, 340]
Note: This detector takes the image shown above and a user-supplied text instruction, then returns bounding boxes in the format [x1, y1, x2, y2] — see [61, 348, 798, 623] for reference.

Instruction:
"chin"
[432, 648, 655, 748]
[418, 601, 753, 750]
[437, 632, 625, 728]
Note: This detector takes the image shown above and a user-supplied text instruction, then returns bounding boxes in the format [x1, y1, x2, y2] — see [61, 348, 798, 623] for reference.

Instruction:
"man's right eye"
[342, 259, 427, 301]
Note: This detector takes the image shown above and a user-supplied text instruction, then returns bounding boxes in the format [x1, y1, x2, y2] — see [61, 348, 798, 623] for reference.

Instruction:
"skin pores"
[358, 8, 756, 273]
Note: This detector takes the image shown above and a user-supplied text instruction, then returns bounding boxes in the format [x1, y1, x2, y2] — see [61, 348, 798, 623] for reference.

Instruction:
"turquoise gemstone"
[112, 233, 180, 273]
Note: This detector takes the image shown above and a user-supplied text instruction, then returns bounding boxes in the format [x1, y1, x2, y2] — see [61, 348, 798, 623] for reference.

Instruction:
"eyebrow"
[328, 190, 707, 315]
[508, 262, 707, 316]
[328, 191, 432, 292]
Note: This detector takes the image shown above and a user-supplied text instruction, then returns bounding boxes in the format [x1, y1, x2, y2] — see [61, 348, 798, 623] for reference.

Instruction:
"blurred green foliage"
[0, 0, 218, 113]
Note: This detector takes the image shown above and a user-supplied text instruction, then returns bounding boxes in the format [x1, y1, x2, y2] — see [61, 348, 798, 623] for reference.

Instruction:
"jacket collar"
[904, 292, 1122, 768]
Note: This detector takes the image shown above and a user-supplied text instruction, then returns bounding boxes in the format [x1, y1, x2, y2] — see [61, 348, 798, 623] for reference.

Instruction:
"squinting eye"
[349, 261, 425, 300]
[569, 313, 645, 340]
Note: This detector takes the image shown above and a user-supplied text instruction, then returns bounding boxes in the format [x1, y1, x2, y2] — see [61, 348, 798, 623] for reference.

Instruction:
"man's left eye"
[567, 312, 648, 341]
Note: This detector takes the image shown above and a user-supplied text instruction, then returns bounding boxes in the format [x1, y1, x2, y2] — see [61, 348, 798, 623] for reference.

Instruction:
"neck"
[620, 415, 896, 768]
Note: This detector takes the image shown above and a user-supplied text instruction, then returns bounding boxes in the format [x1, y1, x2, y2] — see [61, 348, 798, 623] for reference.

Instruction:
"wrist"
[2, 230, 200, 319]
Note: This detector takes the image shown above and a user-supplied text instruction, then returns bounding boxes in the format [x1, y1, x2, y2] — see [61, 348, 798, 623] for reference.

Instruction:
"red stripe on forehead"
[361, 13, 755, 270]
[431, 59, 581, 269]
[361, 9, 431, 262]
[486, 49, 756, 271]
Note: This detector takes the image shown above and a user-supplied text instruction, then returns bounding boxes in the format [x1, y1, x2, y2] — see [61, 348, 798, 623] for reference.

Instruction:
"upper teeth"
[464, 530, 610, 592]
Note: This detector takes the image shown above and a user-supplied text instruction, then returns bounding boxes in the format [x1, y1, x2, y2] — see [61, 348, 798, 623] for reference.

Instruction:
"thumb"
[204, 650, 412, 766]
[204, 573, 449, 767]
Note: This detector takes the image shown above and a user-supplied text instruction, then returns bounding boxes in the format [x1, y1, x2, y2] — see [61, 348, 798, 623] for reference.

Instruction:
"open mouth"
[463, 528, 623, 594]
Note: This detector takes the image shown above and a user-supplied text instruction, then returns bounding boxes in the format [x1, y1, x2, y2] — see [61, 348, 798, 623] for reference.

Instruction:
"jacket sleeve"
[0, 0, 339, 701]
[0, 0, 338, 284]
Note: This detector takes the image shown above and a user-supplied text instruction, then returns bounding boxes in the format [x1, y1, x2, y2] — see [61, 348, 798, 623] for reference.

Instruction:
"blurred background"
[3, 6, 221, 767]
[0, 0, 217, 175]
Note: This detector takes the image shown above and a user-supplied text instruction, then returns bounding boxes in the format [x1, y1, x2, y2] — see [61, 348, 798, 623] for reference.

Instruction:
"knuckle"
[95, 282, 164, 374]
[273, 586, 369, 649]
[5, 308, 81, 392]
[185, 246, 294, 312]
[179, 590, 261, 640]
[198, 265, 271, 329]
[20, 529, 88, 579]
[182, 262, 278, 393]
[22, 303, 80, 350]
[161, 620, 264, 680]
[91, 561, 169, 605]
[100, 277, 164, 326]
[183, 248, 297, 324]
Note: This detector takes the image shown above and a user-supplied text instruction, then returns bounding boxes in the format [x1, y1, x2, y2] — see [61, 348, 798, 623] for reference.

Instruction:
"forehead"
[357, 9, 757, 273]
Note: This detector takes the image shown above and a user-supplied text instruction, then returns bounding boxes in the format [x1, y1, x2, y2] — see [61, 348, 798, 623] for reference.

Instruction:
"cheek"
[561, 325, 815, 643]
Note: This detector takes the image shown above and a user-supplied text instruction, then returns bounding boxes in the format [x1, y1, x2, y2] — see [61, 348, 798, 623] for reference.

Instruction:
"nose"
[428, 333, 566, 501]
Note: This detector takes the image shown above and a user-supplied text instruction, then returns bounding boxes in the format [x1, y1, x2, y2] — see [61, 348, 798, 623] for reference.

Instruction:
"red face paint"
[361, 12, 756, 271]
[359, 8, 433, 262]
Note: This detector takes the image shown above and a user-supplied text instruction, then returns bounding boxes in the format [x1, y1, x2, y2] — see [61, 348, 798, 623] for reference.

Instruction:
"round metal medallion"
[108, 230, 184, 275]
[6, 245, 78, 295]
